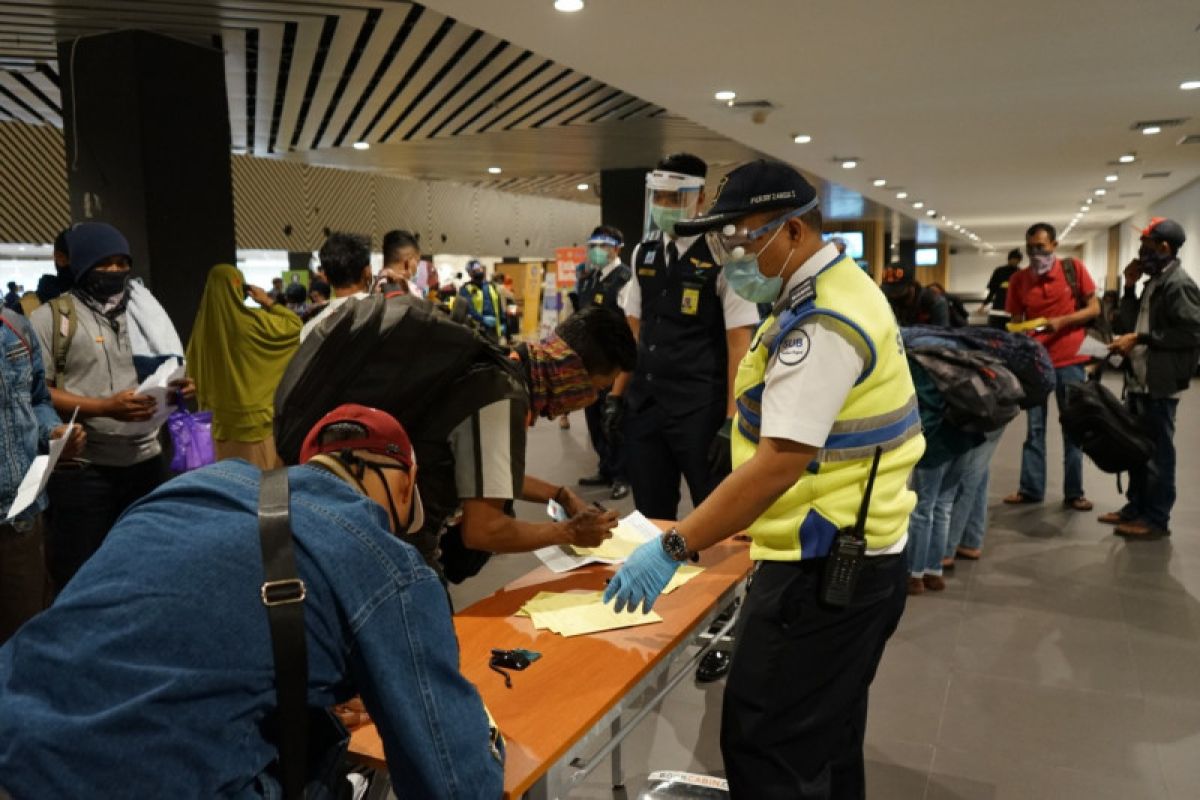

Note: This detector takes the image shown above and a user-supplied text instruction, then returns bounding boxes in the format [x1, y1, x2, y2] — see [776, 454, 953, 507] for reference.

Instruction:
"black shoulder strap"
[1061, 257, 1083, 310]
[258, 468, 309, 800]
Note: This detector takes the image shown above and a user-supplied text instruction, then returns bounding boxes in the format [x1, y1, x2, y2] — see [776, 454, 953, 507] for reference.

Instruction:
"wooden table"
[348, 533, 751, 799]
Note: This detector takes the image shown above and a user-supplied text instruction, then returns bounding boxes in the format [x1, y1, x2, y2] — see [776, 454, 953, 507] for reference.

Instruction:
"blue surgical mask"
[587, 246, 609, 267]
[650, 205, 684, 237]
[725, 255, 784, 303]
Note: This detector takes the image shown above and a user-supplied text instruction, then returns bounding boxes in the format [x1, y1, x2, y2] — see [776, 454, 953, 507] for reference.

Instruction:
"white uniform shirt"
[756, 243, 905, 555]
[620, 235, 761, 330]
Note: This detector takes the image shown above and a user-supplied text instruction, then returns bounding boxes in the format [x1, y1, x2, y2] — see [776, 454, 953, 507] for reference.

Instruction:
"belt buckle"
[260, 578, 306, 607]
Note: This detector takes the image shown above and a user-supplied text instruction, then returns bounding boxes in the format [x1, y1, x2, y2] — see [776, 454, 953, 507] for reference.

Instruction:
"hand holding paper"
[6, 408, 79, 521]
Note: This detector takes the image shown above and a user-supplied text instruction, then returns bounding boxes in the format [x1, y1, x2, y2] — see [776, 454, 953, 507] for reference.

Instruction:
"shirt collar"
[781, 242, 840, 297]
[667, 234, 698, 255]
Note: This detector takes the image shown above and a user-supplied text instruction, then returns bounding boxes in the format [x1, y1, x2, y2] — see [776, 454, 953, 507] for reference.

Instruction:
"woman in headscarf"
[186, 264, 303, 469]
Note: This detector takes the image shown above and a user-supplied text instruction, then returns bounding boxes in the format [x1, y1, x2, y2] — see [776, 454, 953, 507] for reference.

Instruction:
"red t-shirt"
[1006, 258, 1096, 367]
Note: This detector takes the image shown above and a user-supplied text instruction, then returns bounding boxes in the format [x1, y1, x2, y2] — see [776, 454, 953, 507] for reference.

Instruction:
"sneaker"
[1097, 511, 1128, 525]
[1064, 496, 1094, 512]
[906, 577, 925, 595]
[923, 574, 947, 591]
[610, 481, 630, 500]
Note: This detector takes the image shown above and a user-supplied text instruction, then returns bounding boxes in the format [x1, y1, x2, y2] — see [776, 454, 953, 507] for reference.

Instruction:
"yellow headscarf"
[186, 264, 303, 442]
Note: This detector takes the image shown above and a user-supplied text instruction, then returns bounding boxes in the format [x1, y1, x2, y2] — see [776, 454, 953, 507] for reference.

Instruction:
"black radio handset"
[820, 446, 883, 608]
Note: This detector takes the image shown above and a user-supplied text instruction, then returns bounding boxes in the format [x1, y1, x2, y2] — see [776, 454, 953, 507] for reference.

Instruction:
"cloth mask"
[524, 335, 597, 420]
[587, 246, 610, 267]
[724, 225, 793, 304]
[1030, 253, 1055, 275]
[80, 269, 131, 302]
[650, 205, 685, 237]
[1138, 246, 1172, 275]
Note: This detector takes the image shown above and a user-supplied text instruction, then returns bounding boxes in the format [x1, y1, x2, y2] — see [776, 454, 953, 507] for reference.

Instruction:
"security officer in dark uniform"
[608, 154, 759, 521]
[575, 225, 634, 500]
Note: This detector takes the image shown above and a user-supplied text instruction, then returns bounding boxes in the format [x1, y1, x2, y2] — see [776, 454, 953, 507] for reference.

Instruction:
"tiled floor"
[448, 384, 1200, 799]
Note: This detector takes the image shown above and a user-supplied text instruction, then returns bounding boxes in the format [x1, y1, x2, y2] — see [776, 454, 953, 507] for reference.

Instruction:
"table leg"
[611, 717, 624, 789]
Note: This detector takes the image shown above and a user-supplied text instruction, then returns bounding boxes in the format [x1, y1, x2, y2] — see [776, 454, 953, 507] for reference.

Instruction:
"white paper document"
[5, 409, 78, 521]
[115, 358, 185, 435]
[534, 510, 662, 573]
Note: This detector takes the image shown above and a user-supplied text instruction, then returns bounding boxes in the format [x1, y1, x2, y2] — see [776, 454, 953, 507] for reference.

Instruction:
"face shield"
[643, 170, 705, 238]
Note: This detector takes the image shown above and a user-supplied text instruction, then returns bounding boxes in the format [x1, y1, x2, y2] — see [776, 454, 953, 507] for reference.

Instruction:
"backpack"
[1061, 257, 1112, 344]
[907, 346, 1024, 433]
[273, 294, 525, 582]
[903, 324, 1055, 409]
[1061, 369, 1154, 474]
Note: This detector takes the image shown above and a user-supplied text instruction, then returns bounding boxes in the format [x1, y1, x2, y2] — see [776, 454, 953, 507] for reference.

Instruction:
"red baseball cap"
[300, 404, 424, 533]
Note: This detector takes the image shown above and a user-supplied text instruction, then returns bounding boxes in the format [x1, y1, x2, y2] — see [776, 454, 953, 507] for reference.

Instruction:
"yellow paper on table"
[520, 590, 663, 637]
[567, 516, 649, 560]
[661, 565, 704, 595]
[515, 590, 596, 620]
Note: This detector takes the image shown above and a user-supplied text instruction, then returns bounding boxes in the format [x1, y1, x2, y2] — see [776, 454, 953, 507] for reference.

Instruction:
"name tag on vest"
[681, 287, 700, 315]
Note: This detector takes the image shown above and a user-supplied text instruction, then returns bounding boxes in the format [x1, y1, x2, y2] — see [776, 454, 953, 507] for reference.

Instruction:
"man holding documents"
[28, 222, 194, 590]
[1001, 222, 1100, 512]
[605, 161, 924, 799]
[0, 307, 84, 643]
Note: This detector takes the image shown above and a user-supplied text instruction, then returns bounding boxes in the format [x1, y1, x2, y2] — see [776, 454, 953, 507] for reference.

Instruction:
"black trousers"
[44, 455, 169, 592]
[583, 389, 626, 482]
[624, 397, 725, 520]
[722, 555, 908, 800]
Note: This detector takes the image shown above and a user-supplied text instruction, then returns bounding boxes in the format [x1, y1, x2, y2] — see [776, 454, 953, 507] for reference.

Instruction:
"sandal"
[1003, 492, 1041, 504]
[1064, 496, 1094, 512]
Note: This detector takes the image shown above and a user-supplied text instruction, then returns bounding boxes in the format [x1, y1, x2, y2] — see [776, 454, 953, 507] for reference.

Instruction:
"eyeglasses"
[708, 206, 806, 265]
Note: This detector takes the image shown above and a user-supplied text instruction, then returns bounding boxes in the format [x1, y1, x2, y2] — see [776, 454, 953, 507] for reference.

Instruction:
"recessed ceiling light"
[487, 166, 502, 174]
[895, 191, 908, 199]
[714, 90, 736, 102]
[841, 160, 857, 169]
[576, 183, 589, 191]
[926, 210, 937, 217]
[1181, 80, 1200, 91]
[352, 141, 369, 150]
[554, 0, 584, 11]
[792, 134, 811, 144]
[1080, 206, 1089, 212]
[1105, 174, 1119, 182]
[1094, 188, 1106, 195]
[1142, 126, 1162, 135]
[872, 178, 887, 187]
[912, 201, 924, 209]
[1119, 153, 1136, 163]
[1086, 198, 1094, 204]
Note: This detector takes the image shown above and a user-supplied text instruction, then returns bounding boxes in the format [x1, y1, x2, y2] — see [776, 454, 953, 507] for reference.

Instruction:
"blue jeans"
[1120, 394, 1178, 530]
[945, 428, 1005, 556]
[907, 460, 956, 577]
[1018, 363, 1086, 501]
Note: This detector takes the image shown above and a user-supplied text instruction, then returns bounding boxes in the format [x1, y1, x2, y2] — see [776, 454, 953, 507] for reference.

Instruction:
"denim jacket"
[0, 460, 504, 799]
[0, 310, 61, 526]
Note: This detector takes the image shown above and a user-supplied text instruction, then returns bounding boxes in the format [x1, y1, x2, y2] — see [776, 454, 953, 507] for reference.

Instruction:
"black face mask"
[80, 269, 131, 302]
[1138, 246, 1173, 275]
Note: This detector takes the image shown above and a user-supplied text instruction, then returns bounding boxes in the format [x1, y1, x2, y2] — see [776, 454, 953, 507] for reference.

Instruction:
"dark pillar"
[59, 30, 235, 344]
[600, 167, 651, 264]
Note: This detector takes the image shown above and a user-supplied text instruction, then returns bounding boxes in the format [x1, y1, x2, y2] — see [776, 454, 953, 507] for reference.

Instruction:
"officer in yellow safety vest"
[605, 160, 924, 799]
[458, 260, 504, 340]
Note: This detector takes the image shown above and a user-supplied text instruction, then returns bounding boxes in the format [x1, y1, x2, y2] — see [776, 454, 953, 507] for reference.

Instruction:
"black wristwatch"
[661, 528, 692, 562]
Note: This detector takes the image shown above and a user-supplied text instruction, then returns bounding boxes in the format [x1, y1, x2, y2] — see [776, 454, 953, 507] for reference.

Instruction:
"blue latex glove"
[603, 537, 681, 614]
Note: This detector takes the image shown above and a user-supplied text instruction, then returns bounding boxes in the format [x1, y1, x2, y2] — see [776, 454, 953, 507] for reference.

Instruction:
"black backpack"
[274, 294, 526, 581]
[1061, 369, 1154, 473]
[908, 346, 1024, 433]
